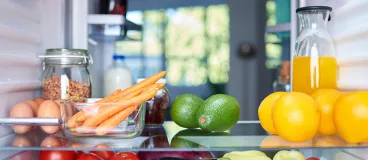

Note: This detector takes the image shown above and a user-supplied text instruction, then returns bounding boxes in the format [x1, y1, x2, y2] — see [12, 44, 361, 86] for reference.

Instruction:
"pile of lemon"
[258, 89, 368, 144]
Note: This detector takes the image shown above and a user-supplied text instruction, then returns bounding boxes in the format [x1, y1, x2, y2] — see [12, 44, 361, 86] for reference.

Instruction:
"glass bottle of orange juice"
[292, 6, 337, 95]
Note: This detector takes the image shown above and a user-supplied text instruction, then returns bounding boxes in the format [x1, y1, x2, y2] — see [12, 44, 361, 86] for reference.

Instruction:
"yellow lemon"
[334, 92, 368, 144]
[311, 89, 342, 135]
[258, 92, 286, 134]
[273, 92, 320, 142]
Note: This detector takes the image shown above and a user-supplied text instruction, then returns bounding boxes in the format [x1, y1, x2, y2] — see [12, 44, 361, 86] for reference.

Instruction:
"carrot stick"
[95, 104, 139, 135]
[156, 82, 165, 89]
[67, 111, 85, 128]
[98, 89, 143, 113]
[76, 83, 163, 123]
[75, 88, 144, 123]
[68, 72, 166, 129]
[95, 86, 165, 135]
[68, 89, 122, 126]
[82, 88, 159, 128]
[118, 71, 166, 96]
[96, 89, 121, 103]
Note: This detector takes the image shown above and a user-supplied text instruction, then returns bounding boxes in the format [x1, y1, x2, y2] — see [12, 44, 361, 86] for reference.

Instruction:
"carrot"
[156, 82, 165, 89]
[95, 86, 165, 135]
[95, 104, 139, 135]
[67, 111, 85, 128]
[76, 83, 163, 123]
[106, 88, 143, 103]
[98, 89, 143, 112]
[76, 88, 144, 123]
[68, 72, 165, 129]
[118, 71, 166, 96]
[69, 89, 121, 126]
[82, 88, 159, 128]
[96, 89, 121, 103]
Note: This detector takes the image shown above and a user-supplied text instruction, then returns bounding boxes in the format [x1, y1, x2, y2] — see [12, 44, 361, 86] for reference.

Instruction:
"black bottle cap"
[296, 6, 332, 21]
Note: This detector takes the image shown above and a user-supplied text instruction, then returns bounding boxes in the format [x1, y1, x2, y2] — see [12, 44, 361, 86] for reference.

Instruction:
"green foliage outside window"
[116, 5, 230, 86]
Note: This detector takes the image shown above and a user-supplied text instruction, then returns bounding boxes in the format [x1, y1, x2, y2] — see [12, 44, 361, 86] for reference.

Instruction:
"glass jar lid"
[39, 48, 93, 65]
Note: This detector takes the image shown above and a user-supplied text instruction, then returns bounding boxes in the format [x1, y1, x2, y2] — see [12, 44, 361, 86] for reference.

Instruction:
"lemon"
[258, 92, 286, 134]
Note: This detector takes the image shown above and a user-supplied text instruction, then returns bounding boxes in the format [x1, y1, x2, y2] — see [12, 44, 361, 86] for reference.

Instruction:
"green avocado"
[197, 94, 240, 131]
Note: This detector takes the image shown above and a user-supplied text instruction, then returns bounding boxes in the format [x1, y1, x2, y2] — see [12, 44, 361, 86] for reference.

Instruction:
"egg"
[32, 98, 44, 106]
[40, 136, 62, 147]
[54, 100, 63, 115]
[12, 135, 32, 147]
[10, 102, 34, 134]
[25, 100, 38, 116]
[38, 100, 61, 134]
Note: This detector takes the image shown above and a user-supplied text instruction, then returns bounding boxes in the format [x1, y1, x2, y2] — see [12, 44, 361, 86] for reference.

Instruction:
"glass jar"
[293, 6, 337, 95]
[137, 78, 170, 126]
[39, 49, 92, 100]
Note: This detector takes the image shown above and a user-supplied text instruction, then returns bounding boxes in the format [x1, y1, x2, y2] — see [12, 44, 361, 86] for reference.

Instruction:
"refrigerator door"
[0, 0, 65, 159]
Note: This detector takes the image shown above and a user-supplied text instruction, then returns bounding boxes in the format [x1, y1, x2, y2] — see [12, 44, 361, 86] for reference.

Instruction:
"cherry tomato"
[111, 152, 140, 160]
[90, 150, 115, 160]
[306, 157, 320, 160]
[39, 150, 77, 160]
[77, 153, 103, 160]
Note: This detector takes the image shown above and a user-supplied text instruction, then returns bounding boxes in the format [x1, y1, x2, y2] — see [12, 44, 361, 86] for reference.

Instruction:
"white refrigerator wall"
[301, 0, 368, 91]
[0, 0, 65, 139]
[330, 0, 368, 91]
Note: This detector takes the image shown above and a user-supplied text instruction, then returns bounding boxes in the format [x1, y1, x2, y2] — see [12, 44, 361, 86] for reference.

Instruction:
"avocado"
[197, 94, 240, 131]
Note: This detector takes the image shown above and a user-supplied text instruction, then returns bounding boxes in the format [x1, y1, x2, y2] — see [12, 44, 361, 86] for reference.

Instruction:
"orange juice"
[292, 56, 337, 95]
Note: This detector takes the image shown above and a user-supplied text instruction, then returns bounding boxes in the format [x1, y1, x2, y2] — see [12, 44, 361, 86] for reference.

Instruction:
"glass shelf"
[1, 121, 366, 159]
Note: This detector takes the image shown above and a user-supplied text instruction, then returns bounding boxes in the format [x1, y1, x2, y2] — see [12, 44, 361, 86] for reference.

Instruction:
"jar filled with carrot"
[292, 6, 337, 95]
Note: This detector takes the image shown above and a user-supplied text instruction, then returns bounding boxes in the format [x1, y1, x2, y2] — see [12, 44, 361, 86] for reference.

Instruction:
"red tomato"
[306, 157, 320, 160]
[77, 153, 103, 160]
[90, 150, 115, 160]
[76, 151, 87, 157]
[111, 152, 139, 160]
[39, 150, 77, 160]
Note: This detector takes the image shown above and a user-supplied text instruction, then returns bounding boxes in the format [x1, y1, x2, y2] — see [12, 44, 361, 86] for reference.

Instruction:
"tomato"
[306, 157, 320, 160]
[111, 152, 139, 160]
[77, 153, 103, 160]
[90, 150, 115, 160]
[76, 151, 87, 157]
[39, 150, 77, 160]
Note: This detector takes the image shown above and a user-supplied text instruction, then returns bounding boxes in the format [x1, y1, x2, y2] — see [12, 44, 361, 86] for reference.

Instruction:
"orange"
[258, 92, 286, 134]
[334, 92, 368, 144]
[311, 89, 342, 135]
[273, 92, 320, 142]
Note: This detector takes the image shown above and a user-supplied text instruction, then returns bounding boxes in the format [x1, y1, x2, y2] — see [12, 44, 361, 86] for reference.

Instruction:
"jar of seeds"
[39, 49, 92, 101]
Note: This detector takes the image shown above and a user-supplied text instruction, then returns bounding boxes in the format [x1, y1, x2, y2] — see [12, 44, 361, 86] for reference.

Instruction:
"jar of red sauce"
[137, 78, 170, 126]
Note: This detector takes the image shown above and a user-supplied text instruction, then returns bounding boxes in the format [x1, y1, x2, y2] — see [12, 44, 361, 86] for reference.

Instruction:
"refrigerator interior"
[0, 0, 367, 159]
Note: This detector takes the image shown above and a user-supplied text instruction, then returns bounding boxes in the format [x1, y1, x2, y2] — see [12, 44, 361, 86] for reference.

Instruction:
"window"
[115, 5, 229, 87]
[265, 0, 291, 69]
